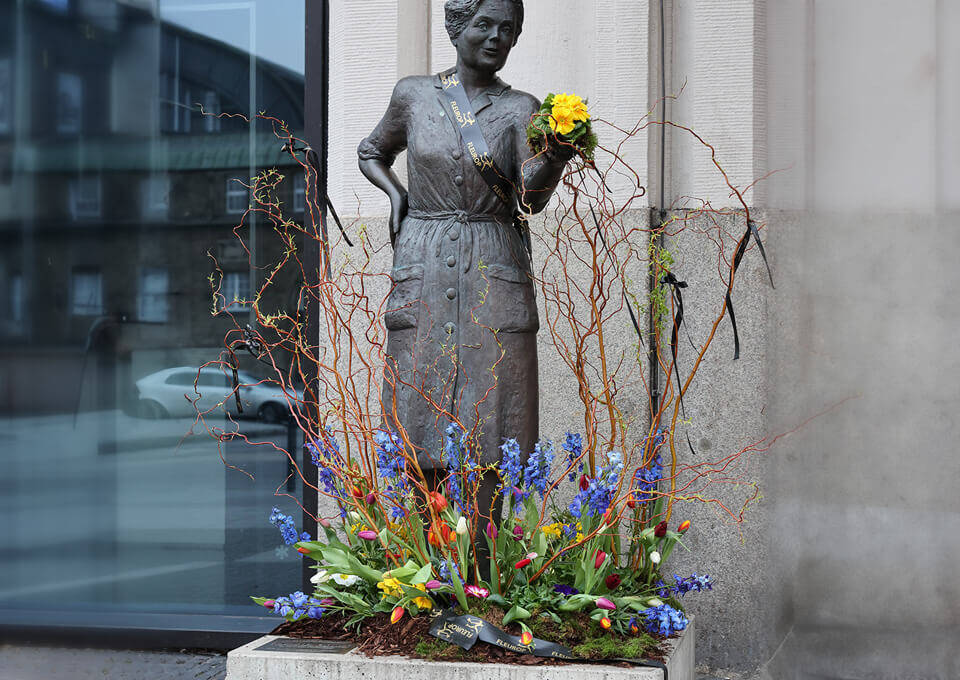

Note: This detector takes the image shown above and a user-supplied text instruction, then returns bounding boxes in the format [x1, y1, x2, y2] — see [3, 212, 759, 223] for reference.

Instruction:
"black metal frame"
[0, 1, 328, 652]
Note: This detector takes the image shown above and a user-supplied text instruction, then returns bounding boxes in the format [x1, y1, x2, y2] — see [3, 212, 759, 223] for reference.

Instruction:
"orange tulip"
[390, 606, 404, 624]
[520, 631, 533, 646]
[296, 546, 310, 554]
[427, 528, 441, 548]
[678, 520, 691, 533]
[600, 617, 612, 630]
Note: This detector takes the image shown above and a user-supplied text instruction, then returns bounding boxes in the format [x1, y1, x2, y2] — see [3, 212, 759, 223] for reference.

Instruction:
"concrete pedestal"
[226, 617, 694, 680]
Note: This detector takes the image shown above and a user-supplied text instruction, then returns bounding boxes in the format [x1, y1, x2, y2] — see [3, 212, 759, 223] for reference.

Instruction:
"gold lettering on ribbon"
[441, 73, 460, 89]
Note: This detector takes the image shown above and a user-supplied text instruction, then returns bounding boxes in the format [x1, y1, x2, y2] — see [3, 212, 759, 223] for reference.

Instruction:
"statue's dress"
[359, 70, 547, 468]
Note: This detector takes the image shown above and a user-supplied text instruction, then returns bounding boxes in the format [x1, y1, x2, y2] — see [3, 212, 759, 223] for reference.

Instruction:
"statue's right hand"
[389, 193, 408, 248]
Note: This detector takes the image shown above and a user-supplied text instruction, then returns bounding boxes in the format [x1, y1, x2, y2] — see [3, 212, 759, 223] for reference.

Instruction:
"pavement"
[0, 646, 726, 679]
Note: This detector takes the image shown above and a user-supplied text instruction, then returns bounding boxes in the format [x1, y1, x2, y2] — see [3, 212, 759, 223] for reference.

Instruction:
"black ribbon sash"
[428, 609, 670, 677]
[438, 71, 532, 254]
[725, 218, 774, 359]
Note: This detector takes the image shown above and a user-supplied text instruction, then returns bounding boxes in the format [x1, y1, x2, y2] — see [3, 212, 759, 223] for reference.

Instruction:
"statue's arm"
[514, 94, 573, 215]
[358, 78, 414, 245]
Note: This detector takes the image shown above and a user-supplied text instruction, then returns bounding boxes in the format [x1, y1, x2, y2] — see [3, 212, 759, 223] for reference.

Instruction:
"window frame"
[225, 177, 249, 215]
[70, 267, 104, 317]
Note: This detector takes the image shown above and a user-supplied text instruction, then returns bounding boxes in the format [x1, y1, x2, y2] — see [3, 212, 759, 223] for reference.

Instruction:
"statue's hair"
[444, 0, 524, 45]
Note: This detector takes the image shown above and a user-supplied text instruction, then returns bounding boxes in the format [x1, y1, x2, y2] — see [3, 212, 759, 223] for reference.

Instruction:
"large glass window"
[0, 0, 310, 632]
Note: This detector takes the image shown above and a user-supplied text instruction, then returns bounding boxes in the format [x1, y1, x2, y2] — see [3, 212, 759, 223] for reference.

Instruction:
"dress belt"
[407, 209, 511, 223]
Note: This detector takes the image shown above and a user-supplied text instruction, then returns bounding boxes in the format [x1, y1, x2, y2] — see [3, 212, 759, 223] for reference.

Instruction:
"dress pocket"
[475, 264, 539, 333]
[384, 264, 425, 331]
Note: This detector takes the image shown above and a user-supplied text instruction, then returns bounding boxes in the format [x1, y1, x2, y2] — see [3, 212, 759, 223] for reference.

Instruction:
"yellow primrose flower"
[377, 577, 403, 599]
[549, 104, 577, 135]
[411, 583, 433, 611]
[540, 523, 564, 539]
[552, 92, 590, 122]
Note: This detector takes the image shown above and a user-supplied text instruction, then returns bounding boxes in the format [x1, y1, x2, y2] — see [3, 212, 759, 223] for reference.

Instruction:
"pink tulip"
[263, 599, 276, 608]
[425, 580, 444, 590]
[357, 530, 377, 541]
[319, 518, 332, 528]
[595, 597, 616, 611]
[512, 526, 524, 540]
[365, 492, 377, 505]
[486, 521, 498, 539]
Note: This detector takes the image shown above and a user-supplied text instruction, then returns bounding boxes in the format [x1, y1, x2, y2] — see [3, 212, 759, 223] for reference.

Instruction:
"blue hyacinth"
[374, 429, 409, 520]
[641, 604, 689, 636]
[672, 573, 714, 596]
[498, 438, 525, 502]
[444, 423, 479, 514]
[271, 592, 325, 620]
[269, 507, 304, 545]
[632, 433, 665, 504]
[568, 450, 622, 519]
[562, 432, 584, 482]
[523, 439, 554, 498]
[307, 428, 348, 517]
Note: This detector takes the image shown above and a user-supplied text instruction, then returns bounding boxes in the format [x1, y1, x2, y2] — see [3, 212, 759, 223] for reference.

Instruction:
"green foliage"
[572, 633, 658, 660]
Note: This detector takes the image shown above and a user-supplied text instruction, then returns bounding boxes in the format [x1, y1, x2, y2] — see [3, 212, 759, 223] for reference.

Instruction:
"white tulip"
[650, 551, 661, 565]
[456, 516, 468, 535]
[647, 597, 664, 607]
[310, 569, 331, 584]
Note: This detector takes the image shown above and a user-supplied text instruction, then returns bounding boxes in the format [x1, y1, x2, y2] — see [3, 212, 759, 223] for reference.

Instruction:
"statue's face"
[453, 0, 519, 74]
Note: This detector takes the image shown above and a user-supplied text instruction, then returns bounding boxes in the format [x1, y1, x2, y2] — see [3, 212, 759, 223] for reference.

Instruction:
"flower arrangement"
[200, 100, 776, 663]
[252, 425, 711, 659]
[527, 92, 598, 160]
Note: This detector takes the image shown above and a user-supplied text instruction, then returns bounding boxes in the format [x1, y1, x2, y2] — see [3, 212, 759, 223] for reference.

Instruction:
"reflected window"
[203, 91, 221, 132]
[164, 370, 195, 387]
[0, 58, 11, 135]
[69, 176, 102, 219]
[71, 268, 104, 316]
[220, 271, 250, 311]
[39, 0, 70, 10]
[226, 177, 248, 214]
[10, 273, 23, 325]
[293, 174, 306, 213]
[198, 369, 229, 387]
[56, 72, 83, 135]
[138, 267, 169, 323]
[141, 174, 170, 219]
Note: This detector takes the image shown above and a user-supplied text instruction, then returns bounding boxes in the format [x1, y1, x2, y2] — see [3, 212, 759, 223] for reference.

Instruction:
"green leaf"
[447, 558, 469, 611]
[502, 603, 531, 625]
[558, 593, 595, 612]
[487, 593, 509, 608]
[411, 562, 433, 585]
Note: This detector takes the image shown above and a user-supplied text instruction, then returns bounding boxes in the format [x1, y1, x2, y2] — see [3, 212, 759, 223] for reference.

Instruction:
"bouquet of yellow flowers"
[527, 92, 598, 160]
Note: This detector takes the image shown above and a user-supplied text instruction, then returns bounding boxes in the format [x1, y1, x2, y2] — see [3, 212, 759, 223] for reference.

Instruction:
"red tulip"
[626, 494, 637, 509]
[296, 546, 310, 554]
[654, 521, 668, 537]
[594, 550, 606, 569]
[603, 508, 615, 525]
[600, 617, 612, 630]
[520, 631, 533, 646]
[630, 622, 639, 635]
[390, 606, 404, 624]
[579, 475, 590, 491]
[515, 558, 532, 569]
[365, 492, 377, 505]
[440, 524, 454, 544]
[678, 520, 691, 533]
[429, 491, 448, 512]
[350, 486, 363, 499]
[604, 573, 621, 590]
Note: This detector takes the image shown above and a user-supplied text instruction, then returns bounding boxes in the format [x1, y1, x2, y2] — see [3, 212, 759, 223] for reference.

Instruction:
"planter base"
[226, 617, 694, 680]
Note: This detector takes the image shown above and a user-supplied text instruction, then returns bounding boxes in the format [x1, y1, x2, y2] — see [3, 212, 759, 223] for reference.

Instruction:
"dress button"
[446, 288, 457, 300]
[444, 322, 456, 334]
[452, 150, 462, 160]
[454, 175, 464, 186]
[446, 256, 456, 268]
[450, 230, 460, 241]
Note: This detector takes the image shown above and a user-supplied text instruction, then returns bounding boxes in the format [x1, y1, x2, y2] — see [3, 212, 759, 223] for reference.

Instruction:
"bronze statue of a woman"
[358, 0, 571, 516]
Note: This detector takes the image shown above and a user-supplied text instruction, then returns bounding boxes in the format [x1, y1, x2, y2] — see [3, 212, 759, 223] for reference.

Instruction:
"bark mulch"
[272, 612, 669, 668]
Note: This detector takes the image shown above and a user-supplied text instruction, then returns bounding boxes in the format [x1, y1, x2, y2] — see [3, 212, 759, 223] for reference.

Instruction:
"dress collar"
[434, 67, 511, 113]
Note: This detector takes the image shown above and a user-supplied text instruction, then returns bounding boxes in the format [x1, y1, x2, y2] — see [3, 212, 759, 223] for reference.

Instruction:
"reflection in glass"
[0, 0, 309, 623]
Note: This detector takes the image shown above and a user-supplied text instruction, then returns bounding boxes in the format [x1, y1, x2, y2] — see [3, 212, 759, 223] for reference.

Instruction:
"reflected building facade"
[0, 0, 310, 627]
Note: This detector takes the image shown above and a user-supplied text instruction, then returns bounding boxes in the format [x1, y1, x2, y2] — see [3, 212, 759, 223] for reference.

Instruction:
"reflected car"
[134, 367, 301, 422]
